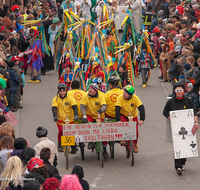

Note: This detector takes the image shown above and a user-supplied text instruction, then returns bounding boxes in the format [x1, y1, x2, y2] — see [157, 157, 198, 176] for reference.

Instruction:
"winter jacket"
[168, 29, 177, 36]
[150, 18, 158, 32]
[14, 65, 23, 86]
[193, 67, 200, 95]
[193, 41, 200, 54]
[160, 52, 171, 66]
[72, 165, 89, 190]
[34, 137, 58, 167]
[193, 67, 199, 81]
[184, 91, 198, 109]
[184, 67, 194, 79]
[156, 3, 169, 18]
[44, 160, 60, 178]
[168, 60, 179, 80]
[6, 68, 20, 92]
[163, 95, 197, 119]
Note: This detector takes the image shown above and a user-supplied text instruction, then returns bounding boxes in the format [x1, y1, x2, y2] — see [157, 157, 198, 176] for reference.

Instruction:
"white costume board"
[63, 122, 136, 142]
[170, 109, 198, 159]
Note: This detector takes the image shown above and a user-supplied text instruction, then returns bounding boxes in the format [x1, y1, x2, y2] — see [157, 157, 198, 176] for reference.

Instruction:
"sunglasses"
[175, 89, 184, 92]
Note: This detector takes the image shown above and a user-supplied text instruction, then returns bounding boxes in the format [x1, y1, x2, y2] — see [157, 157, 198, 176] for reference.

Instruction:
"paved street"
[14, 68, 200, 190]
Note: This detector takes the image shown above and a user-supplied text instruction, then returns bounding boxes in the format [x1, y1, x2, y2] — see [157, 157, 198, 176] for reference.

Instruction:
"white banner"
[63, 122, 136, 142]
[170, 109, 198, 159]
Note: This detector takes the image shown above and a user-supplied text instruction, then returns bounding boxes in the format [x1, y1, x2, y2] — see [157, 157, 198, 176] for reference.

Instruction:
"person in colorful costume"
[59, 62, 73, 91]
[27, 29, 43, 83]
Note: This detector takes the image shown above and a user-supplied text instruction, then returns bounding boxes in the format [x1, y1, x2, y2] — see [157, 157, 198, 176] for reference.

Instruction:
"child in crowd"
[184, 83, 198, 110]
[140, 43, 151, 88]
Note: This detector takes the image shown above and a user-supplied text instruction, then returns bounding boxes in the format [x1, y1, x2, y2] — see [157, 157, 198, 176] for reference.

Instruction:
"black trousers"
[174, 158, 186, 170]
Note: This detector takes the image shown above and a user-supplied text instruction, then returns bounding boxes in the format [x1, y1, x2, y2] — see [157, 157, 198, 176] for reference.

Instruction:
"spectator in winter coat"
[193, 57, 200, 95]
[151, 13, 158, 32]
[12, 56, 23, 109]
[184, 83, 198, 109]
[155, 0, 170, 18]
[40, 147, 60, 178]
[160, 42, 171, 82]
[71, 165, 89, 190]
[166, 23, 177, 35]
[34, 126, 58, 167]
[10, 137, 27, 157]
[167, 50, 179, 87]
[158, 18, 163, 29]
[6, 61, 20, 112]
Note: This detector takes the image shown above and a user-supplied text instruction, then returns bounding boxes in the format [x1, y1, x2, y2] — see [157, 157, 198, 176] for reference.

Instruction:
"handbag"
[4, 111, 18, 127]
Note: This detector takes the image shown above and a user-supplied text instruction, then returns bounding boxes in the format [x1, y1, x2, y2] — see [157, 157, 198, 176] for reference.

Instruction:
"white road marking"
[90, 174, 113, 188]
[90, 174, 104, 187]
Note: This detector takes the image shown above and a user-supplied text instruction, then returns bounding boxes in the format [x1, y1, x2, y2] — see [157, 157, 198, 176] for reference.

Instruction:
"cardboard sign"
[62, 122, 136, 142]
[170, 109, 198, 159]
[61, 136, 75, 146]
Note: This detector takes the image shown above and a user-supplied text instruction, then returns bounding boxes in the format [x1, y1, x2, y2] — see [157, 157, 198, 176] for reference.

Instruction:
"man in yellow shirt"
[80, 83, 107, 122]
[105, 76, 123, 119]
[52, 83, 79, 152]
[80, 83, 109, 159]
[67, 80, 85, 119]
[115, 85, 145, 153]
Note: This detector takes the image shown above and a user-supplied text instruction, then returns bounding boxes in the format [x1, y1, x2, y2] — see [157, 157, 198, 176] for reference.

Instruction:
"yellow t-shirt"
[105, 88, 123, 118]
[52, 95, 77, 122]
[98, 90, 105, 97]
[81, 92, 107, 119]
[67, 89, 85, 118]
[115, 94, 143, 118]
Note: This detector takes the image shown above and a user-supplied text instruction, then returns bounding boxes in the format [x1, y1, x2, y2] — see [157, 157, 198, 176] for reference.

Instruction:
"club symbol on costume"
[175, 151, 181, 157]
[179, 127, 188, 139]
[190, 141, 196, 148]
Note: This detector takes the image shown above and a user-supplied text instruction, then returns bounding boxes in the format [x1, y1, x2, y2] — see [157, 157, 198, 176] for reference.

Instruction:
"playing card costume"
[163, 82, 198, 175]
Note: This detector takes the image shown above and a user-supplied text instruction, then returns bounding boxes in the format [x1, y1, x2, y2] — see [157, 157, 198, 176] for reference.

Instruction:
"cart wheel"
[79, 143, 85, 161]
[64, 146, 69, 170]
[98, 142, 104, 168]
[109, 141, 114, 159]
[130, 140, 134, 166]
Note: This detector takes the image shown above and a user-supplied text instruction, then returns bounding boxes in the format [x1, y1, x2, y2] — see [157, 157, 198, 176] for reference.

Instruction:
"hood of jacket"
[7, 68, 16, 76]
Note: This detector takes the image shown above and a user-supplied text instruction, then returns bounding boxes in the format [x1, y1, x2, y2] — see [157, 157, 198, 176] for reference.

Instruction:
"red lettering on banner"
[102, 128, 117, 134]
[93, 124, 98, 128]
[115, 134, 118, 139]
[64, 131, 76, 136]
[97, 135, 101, 140]
[68, 125, 72, 129]
[99, 124, 102, 128]
[81, 124, 86, 129]
[76, 125, 80, 129]
[88, 135, 97, 141]
[87, 124, 91, 129]
[78, 130, 90, 135]
[93, 129, 100, 134]
[100, 135, 114, 141]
